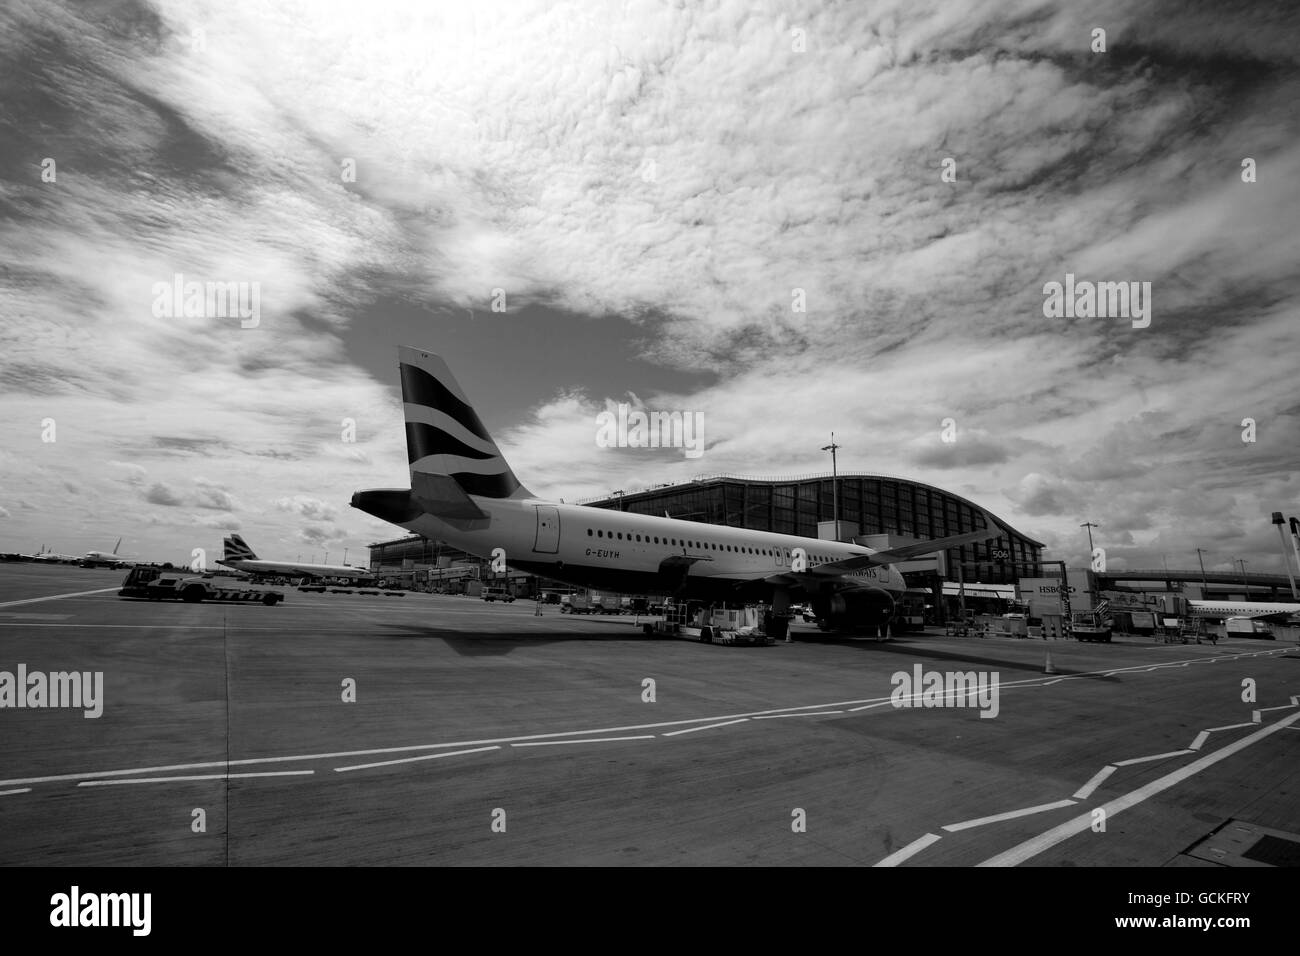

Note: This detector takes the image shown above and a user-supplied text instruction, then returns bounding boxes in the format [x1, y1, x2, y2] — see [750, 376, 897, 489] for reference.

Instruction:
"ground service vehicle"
[119, 566, 283, 605]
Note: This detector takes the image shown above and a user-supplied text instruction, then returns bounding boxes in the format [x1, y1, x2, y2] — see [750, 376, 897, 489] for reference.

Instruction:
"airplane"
[1187, 600, 1300, 622]
[82, 537, 128, 568]
[32, 545, 80, 564]
[350, 346, 1003, 633]
[216, 534, 375, 584]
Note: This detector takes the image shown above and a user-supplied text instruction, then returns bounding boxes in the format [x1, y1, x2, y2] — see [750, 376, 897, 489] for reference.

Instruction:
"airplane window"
[597, 530, 603, 538]
[617, 533, 623, 540]
[635, 535, 641, 542]
[587, 529, 593, 536]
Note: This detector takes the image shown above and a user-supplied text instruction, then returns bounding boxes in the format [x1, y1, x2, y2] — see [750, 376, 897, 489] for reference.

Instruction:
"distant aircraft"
[216, 534, 374, 583]
[32, 545, 80, 564]
[82, 538, 127, 568]
[1188, 600, 1300, 622]
[351, 346, 1002, 633]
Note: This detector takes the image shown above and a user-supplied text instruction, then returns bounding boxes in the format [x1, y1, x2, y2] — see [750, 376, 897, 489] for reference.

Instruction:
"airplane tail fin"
[398, 346, 532, 501]
[224, 534, 258, 562]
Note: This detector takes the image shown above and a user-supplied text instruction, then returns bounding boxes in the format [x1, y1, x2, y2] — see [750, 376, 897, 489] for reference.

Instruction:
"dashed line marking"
[874, 833, 942, 867]
[1073, 766, 1117, 800]
[512, 736, 656, 747]
[334, 746, 500, 773]
[942, 799, 1077, 833]
[977, 708, 1300, 867]
[1113, 750, 1194, 767]
[662, 719, 750, 737]
[78, 771, 315, 786]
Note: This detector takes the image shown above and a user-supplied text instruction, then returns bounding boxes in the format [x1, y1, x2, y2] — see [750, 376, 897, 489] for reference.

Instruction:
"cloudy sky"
[1, 0, 1298, 575]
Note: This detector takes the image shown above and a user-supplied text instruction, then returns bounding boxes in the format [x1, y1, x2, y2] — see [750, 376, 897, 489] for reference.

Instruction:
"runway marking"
[752, 711, 843, 719]
[78, 771, 314, 786]
[873, 833, 942, 867]
[512, 735, 656, 747]
[977, 708, 1300, 867]
[1189, 732, 1209, 751]
[942, 799, 1077, 833]
[0, 613, 71, 620]
[848, 701, 894, 712]
[1113, 749, 1194, 767]
[0, 788, 32, 797]
[335, 746, 500, 772]
[1, 652, 1285, 790]
[1073, 766, 1117, 800]
[1206, 721, 1258, 732]
[662, 719, 750, 737]
[0, 587, 119, 609]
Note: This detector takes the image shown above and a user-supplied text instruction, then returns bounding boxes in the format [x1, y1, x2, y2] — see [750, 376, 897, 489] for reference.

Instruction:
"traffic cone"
[1044, 648, 1056, 675]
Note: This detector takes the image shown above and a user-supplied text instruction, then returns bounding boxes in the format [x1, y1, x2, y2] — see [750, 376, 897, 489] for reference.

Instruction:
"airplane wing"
[765, 514, 1002, 581]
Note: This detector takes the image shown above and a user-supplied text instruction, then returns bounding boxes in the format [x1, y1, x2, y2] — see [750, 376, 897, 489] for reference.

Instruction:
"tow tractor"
[641, 602, 778, 645]
[118, 566, 284, 605]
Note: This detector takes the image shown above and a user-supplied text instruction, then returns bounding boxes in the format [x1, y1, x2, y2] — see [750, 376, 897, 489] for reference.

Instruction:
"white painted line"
[848, 701, 894, 712]
[0, 587, 119, 609]
[1189, 731, 1209, 751]
[1073, 766, 1117, 800]
[0, 788, 33, 797]
[512, 736, 655, 747]
[873, 833, 942, 867]
[1206, 721, 1256, 732]
[752, 711, 844, 719]
[1044, 679, 1065, 686]
[0, 655, 1252, 789]
[942, 799, 1076, 833]
[1251, 711, 1261, 723]
[978, 708, 1300, 866]
[78, 771, 314, 786]
[1113, 749, 1194, 767]
[334, 746, 499, 773]
[1257, 703, 1298, 713]
[662, 719, 750, 737]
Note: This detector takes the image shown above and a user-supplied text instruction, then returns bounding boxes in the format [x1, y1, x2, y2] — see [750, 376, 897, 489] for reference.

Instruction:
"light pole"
[1080, 521, 1099, 556]
[1271, 512, 1299, 599]
[1236, 558, 1248, 595]
[821, 433, 841, 541]
[343, 547, 349, 566]
[1194, 547, 1209, 594]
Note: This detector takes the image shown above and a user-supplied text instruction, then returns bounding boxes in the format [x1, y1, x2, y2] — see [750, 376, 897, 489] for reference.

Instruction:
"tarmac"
[2, 563, 1298, 866]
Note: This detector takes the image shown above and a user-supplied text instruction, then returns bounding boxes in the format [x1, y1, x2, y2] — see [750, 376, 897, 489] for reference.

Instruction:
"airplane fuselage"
[216, 559, 374, 581]
[394, 496, 907, 605]
[1188, 600, 1300, 620]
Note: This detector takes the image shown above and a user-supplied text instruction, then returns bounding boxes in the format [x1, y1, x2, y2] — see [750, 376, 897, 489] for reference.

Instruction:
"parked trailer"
[642, 603, 776, 646]
[119, 566, 283, 605]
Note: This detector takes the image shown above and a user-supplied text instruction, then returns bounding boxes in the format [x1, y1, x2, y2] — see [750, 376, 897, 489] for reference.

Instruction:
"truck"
[118, 566, 284, 605]
[481, 586, 515, 603]
[1226, 617, 1273, 638]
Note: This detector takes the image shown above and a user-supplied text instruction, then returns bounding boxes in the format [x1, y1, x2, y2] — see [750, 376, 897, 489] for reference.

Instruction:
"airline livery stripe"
[400, 363, 491, 441]
[404, 422, 495, 464]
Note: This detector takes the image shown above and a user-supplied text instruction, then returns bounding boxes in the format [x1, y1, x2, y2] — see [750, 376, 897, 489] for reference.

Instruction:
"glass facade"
[588, 475, 1043, 584]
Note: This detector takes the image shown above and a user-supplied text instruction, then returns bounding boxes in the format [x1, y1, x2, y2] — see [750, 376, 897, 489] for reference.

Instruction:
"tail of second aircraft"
[398, 346, 532, 501]
[223, 534, 258, 562]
